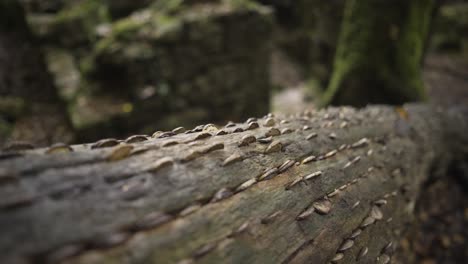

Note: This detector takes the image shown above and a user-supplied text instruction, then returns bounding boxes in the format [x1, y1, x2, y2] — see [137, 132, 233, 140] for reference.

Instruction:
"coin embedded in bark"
[313, 199, 332, 215]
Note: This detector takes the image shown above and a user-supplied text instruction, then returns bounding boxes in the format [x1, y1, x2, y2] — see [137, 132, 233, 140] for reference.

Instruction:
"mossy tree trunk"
[323, 0, 436, 107]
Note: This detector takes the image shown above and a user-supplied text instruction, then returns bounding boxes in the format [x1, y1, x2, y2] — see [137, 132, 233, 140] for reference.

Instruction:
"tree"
[322, 0, 436, 107]
[0, 105, 467, 263]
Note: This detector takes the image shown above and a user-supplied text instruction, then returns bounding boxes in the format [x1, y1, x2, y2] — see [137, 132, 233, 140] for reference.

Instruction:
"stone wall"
[16, 0, 349, 142]
[24, 0, 273, 141]
[0, 0, 74, 146]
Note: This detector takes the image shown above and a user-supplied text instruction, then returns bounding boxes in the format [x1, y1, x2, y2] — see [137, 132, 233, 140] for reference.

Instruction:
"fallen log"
[0, 104, 467, 264]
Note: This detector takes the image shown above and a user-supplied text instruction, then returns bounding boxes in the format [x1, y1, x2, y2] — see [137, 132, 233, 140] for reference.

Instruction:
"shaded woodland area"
[1, 0, 468, 263]
[1, 0, 468, 144]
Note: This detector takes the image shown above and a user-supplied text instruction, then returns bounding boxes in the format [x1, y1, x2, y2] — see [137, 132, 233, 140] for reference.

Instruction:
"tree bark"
[323, 0, 436, 107]
[0, 104, 467, 264]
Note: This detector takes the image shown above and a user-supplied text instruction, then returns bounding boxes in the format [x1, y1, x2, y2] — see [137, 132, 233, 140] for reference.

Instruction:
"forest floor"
[272, 54, 468, 264]
[272, 54, 468, 113]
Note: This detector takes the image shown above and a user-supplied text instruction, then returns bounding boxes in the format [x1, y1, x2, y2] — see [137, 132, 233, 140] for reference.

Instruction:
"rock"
[75, 1, 273, 140]
[0, 0, 74, 146]
[20, 0, 274, 142]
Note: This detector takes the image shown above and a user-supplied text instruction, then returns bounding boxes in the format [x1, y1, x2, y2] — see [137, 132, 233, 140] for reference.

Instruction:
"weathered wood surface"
[0, 104, 467, 264]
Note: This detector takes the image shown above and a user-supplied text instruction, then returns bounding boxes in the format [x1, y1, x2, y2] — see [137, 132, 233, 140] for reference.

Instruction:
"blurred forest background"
[1, 1, 468, 263]
[1, 0, 467, 146]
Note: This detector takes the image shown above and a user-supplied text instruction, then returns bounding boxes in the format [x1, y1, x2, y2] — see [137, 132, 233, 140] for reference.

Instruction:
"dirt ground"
[395, 169, 468, 264]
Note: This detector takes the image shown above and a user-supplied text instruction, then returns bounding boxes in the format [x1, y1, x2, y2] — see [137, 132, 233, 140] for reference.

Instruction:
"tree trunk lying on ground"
[0, 104, 467, 264]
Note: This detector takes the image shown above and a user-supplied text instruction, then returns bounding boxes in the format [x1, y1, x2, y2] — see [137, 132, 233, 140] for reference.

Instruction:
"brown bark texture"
[0, 104, 467, 264]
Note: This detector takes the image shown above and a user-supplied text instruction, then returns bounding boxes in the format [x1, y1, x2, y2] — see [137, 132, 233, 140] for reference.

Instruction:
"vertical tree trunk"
[323, 0, 435, 107]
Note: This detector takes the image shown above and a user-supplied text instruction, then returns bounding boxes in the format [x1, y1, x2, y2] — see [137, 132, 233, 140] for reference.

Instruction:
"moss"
[67, 0, 272, 141]
[92, 0, 267, 57]
[93, 7, 183, 55]
[56, 1, 103, 21]
[49, 0, 110, 46]
[111, 16, 143, 38]
[322, 0, 434, 107]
